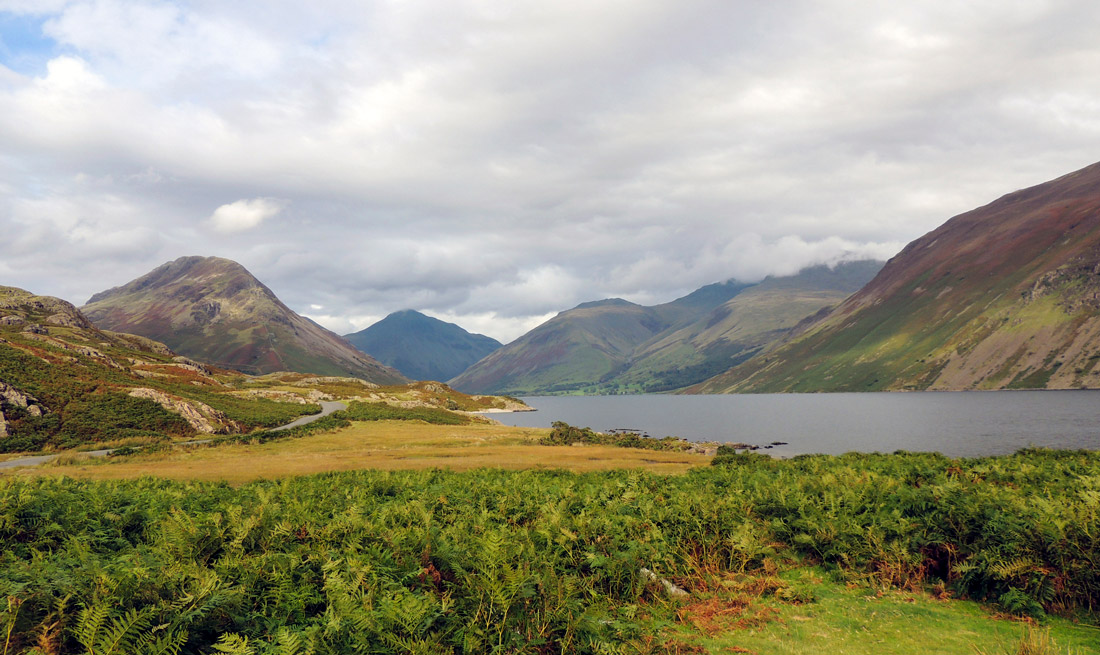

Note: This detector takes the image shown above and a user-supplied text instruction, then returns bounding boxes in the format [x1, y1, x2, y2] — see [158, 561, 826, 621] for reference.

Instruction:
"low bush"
[540, 421, 694, 451]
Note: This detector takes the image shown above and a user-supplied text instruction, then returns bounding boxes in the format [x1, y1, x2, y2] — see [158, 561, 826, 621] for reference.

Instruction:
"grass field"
[14, 420, 708, 482]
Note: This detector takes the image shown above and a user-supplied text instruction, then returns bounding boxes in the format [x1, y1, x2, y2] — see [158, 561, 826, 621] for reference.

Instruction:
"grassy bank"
[1, 447, 1097, 653]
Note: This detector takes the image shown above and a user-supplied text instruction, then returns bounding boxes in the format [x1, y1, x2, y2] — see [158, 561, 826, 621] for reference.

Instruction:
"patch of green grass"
[684, 569, 1098, 654]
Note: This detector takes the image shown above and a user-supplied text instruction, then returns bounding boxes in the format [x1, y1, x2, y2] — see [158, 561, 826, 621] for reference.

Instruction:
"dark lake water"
[486, 391, 1100, 457]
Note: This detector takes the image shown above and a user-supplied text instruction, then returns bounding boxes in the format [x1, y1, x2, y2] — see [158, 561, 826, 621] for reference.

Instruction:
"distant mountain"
[448, 261, 881, 395]
[694, 160, 1100, 393]
[82, 256, 407, 384]
[345, 310, 501, 382]
[615, 261, 882, 392]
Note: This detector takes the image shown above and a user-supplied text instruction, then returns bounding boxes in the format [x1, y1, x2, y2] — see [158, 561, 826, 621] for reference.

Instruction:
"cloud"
[1, 1, 1100, 343]
[207, 198, 285, 233]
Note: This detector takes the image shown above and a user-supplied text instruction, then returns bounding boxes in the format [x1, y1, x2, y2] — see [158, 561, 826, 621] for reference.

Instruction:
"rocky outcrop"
[0, 381, 45, 414]
[46, 312, 87, 328]
[0, 381, 46, 439]
[127, 387, 235, 434]
[291, 376, 379, 389]
[109, 332, 175, 356]
[234, 388, 332, 403]
[171, 356, 215, 376]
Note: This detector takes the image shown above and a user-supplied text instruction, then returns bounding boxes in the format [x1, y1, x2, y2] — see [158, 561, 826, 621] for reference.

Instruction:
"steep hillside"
[345, 310, 501, 382]
[0, 285, 321, 451]
[82, 256, 407, 384]
[696, 160, 1100, 393]
[449, 263, 879, 395]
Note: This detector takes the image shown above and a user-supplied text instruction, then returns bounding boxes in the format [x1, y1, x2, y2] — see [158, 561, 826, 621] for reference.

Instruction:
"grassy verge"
[14, 420, 708, 482]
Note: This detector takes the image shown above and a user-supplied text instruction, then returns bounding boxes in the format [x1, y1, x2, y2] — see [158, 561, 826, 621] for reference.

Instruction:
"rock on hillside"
[695, 160, 1100, 393]
[82, 256, 407, 384]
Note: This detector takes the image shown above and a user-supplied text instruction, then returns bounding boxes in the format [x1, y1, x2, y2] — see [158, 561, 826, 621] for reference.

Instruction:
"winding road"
[0, 400, 348, 470]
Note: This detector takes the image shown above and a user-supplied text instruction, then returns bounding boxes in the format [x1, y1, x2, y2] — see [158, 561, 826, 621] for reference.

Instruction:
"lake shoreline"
[486, 390, 1100, 458]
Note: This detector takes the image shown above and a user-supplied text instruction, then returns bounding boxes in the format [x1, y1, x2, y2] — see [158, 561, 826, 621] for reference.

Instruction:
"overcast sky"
[2, 1, 1100, 342]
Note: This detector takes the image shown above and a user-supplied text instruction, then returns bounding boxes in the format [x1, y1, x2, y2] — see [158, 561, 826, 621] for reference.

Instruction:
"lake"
[486, 391, 1100, 457]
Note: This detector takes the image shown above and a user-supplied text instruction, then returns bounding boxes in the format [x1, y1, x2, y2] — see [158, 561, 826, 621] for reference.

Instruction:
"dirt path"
[0, 400, 348, 470]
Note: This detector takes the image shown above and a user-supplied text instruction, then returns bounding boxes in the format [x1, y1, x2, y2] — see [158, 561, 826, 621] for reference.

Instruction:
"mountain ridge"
[449, 261, 881, 395]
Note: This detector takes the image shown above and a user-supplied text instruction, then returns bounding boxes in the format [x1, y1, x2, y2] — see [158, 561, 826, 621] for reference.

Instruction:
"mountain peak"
[345, 310, 501, 382]
[86, 255, 267, 306]
[81, 257, 406, 383]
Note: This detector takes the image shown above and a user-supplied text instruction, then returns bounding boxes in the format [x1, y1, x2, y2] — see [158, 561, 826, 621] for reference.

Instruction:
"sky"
[2, 1, 1100, 343]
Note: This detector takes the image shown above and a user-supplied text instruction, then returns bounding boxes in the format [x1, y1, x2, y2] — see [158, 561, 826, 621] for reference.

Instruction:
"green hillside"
[695, 161, 1100, 393]
[618, 262, 881, 392]
[449, 299, 672, 395]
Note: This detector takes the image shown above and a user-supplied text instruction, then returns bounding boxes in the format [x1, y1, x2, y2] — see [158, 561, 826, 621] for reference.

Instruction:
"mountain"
[448, 262, 881, 395]
[344, 310, 501, 382]
[613, 261, 882, 392]
[694, 160, 1100, 393]
[82, 256, 407, 384]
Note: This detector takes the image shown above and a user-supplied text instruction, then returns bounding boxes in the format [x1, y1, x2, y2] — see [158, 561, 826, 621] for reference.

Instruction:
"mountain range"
[695, 160, 1100, 393]
[16, 160, 1100, 398]
[449, 261, 882, 395]
[344, 310, 501, 382]
[81, 256, 407, 385]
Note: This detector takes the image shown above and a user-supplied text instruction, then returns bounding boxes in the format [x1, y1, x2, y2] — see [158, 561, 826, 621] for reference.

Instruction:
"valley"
[4, 163, 1100, 654]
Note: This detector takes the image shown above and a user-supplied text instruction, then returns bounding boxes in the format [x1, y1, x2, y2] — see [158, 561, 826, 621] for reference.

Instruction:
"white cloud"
[422, 310, 558, 345]
[207, 198, 285, 233]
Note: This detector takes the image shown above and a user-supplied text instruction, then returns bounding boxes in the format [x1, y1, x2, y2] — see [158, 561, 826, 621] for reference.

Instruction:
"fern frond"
[97, 607, 153, 655]
[210, 633, 254, 655]
[74, 604, 111, 652]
